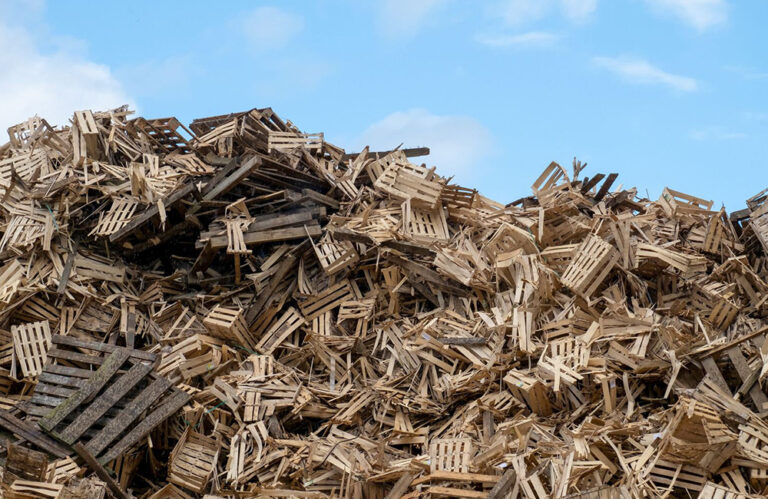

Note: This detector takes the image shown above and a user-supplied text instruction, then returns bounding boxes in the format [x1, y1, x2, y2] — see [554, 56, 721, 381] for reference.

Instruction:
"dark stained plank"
[56, 242, 79, 295]
[0, 410, 70, 458]
[58, 362, 153, 444]
[487, 468, 516, 499]
[202, 156, 261, 201]
[342, 146, 430, 161]
[46, 347, 106, 366]
[38, 349, 130, 432]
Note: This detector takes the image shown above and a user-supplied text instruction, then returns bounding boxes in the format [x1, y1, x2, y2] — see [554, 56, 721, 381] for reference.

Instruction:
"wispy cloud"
[240, 6, 304, 51]
[592, 56, 698, 92]
[726, 65, 768, 81]
[0, 18, 132, 129]
[377, 0, 449, 38]
[689, 126, 745, 141]
[740, 111, 768, 123]
[495, 0, 597, 26]
[475, 31, 559, 48]
[643, 0, 727, 31]
[355, 109, 494, 179]
[560, 0, 598, 22]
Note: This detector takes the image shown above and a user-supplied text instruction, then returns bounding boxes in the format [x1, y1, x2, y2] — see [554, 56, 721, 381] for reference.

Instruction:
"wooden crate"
[11, 321, 52, 378]
[297, 280, 354, 321]
[254, 307, 305, 355]
[6, 443, 49, 481]
[267, 131, 323, 152]
[374, 165, 443, 208]
[203, 305, 255, 350]
[561, 235, 619, 296]
[504, 370, 552, 416]
[313, 238, 358, 275]
[168, 429, 220, 494]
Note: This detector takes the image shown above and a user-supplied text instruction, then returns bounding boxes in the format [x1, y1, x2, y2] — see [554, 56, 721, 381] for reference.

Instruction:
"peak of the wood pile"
[0, 106, 767, 498]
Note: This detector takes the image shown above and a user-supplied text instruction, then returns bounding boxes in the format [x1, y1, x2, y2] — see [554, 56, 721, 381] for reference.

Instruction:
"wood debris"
[0, 105, 767, 498]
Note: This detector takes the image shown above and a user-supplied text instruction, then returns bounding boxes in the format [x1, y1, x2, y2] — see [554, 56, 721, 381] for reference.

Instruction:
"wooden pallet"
[21, 335, 189, 465]
[429, 438, 473, 473]
[91, 198, 138, 237]
[8, 480, 64, 498]
[403, 203, 450, 241]
[132, 117, 194, 153]
[12, 321, 52, 378]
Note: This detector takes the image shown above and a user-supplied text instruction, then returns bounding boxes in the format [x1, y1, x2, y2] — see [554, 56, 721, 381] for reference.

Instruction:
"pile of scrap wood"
[1, 106, 768, 499]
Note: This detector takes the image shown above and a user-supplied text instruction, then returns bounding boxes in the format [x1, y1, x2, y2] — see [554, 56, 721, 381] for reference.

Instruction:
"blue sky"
[0, 0, 765, 211]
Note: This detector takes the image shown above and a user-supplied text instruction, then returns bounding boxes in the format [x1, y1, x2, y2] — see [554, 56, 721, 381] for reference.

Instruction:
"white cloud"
[495, 0, 597, 25]
[377, 0, 448, 38]
[240, 6, 304, 50]
[689, 126, 745, 140]
[644, 0, 727, 31]
[0, 21, 132, 130]
[741, 111, 768, 123]
[355, 109, 493, 179]
[476, 31, 559, 47]
[592, 56, 698, 92]
[559, 0, 598, 22]
[726, 65, 768, 81]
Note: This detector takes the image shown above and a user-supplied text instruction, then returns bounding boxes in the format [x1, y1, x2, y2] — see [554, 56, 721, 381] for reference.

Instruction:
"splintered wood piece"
[11, 321, 52, 378]
[72, 442, 130, 499]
